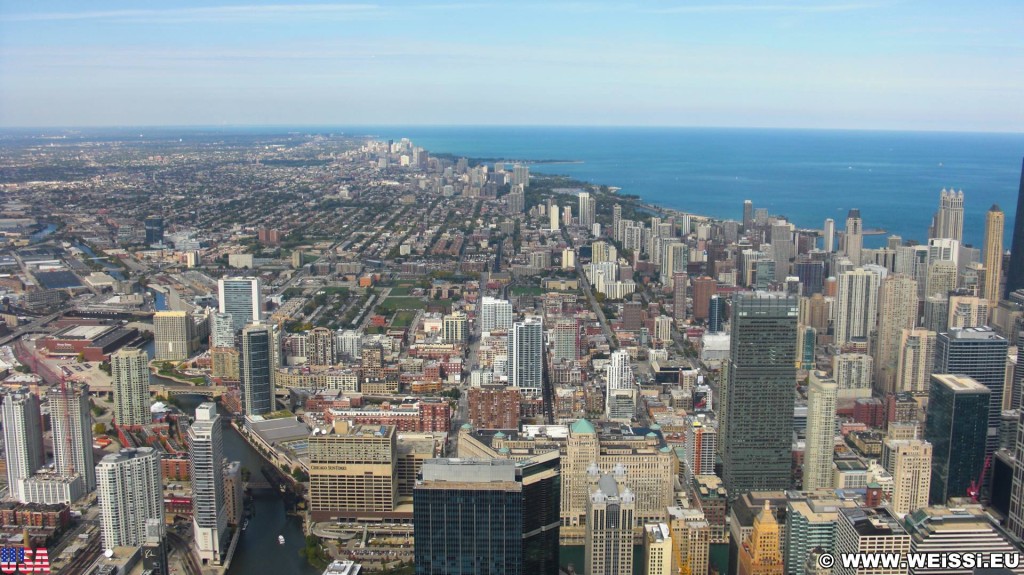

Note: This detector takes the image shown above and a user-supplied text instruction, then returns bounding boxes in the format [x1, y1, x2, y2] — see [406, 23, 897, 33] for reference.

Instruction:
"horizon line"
[2, 123, 1024, 137]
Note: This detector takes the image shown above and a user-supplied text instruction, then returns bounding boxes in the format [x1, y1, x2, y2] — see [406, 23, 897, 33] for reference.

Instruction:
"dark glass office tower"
[926, 374, 990, 504]
[144, 215, 164, 245]
[240, 322, 274, 416]
[1005, 158, 1024, 298]
[414, 455, 560, 575]
[721, 292, 798, 497]
[935, 327, 1008, 456]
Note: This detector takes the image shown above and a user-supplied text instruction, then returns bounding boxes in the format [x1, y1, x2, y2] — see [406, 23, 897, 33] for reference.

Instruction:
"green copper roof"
[570, 418, 596, 434]
[493, 431, 506, 439]
[460, 423, 473, 430]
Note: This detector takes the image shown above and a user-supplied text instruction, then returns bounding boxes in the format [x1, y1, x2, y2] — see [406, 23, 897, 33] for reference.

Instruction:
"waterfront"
[367, 126, 1024, 248]
[175, 395, 320, 575]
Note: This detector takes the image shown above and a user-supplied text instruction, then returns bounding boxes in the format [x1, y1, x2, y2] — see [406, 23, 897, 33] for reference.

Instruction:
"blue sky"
[1, 1, 1022, 130]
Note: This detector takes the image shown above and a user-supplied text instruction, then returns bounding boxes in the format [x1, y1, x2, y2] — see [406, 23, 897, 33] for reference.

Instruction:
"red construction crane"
[967, 454, 992, 502]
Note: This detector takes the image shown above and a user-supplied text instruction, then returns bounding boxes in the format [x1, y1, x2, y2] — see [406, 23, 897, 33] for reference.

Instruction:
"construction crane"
[967, 454, 992, 502]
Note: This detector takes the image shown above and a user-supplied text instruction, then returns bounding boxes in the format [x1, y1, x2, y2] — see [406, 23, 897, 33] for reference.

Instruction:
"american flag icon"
[0, 547, 24, 563]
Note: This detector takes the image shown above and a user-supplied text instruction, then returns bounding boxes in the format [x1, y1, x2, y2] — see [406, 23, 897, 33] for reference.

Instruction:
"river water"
[175, 395, 320, 575]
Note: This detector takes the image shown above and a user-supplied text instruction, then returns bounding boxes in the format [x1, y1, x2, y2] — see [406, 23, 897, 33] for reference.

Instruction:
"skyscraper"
[549, 203, 560, 231]
[48, 382, 96, 492]
[509, 318, 543, 393]
[413, 456, 560, 575]
[240, 322, 275, 416]
[97, 447, 164, 548]
[843, 209, 863, 265]
[307, 326, 336, 366]
[154, 310, 192, 361]
[708, 294, 727, 333]
[551, 318, 579, 362]
[803, 371, 838, 491]
[743, 200, 753, 232]
[189, 403, 227, 565]
[673, 272, 688, 324]
[834, 267, 880, 347]
[1005, 159, 1024, 298]
[883, 438, 932, 517]
[209, 311, 236, 348]
[111, 348, 151, 427]
[934, 188, 965, 242]
[983, 204, 1004, 306]
[874, 275, 918, 394]
[2, 390, 44, 502]
[722, 293, 797, 497]
[218, 277, 261, 333]
[660, 242, 688, 286]
[578, 192, 596, 229]
[926, 374, 989, 505]
[934, 327, 1008, 456]
[822, 218, 835, 253]
[895, 328, 936, 397]
[480, 296, 513, 332]
[585, 469, 635, 575]
[737, 502, 784, 575]
[512, 164, 530, 188]
[144, 215, 164, 245]
[692, 276, 717, 321]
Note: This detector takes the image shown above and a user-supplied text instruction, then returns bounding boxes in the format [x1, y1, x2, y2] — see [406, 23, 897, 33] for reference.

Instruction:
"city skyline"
[2, 1, 1023, 131]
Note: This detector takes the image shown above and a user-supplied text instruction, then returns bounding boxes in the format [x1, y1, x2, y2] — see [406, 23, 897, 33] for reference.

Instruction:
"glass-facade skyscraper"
[218, 277, 261, 333]
[934, 327, 1008, 456]
[413, 454, 560, 575]
[721, 292, 798, 497]
[926, 374, 990, 505]
[1004, 158, 1024, 298]
[240, 322, 275, 416]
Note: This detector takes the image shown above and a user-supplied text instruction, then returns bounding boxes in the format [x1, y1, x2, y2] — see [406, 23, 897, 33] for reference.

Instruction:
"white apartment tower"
[48, 382, 96, 492]
[111, 348, 151, 427]
[189, 403, 228, 565]
[480, 297, 513, 332]
[803, 371, 839, 491]
[509, 318, 543, 393]
[97, 447, 164, 548]
[2, 391, 44, 502]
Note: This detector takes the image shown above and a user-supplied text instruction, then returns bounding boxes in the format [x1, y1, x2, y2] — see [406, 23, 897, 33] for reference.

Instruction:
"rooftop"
[841, 506, 907, 537]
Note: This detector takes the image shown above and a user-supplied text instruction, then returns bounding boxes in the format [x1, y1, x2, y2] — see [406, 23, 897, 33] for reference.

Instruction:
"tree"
[93, 422, 106, 434]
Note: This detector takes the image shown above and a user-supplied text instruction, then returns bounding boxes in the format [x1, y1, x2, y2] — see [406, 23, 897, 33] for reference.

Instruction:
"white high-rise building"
[550, 204, 560, 231]
[480, 297, 513, 333]
[97, 447, 164, 548]
[337, 329, 362, 360]
[2, 390, 44, 502]
[218, 277, 261, 333]
[823, 218, 836, 252]
[607, 349, 634, 392]
[509, 318, 543, 393]
[189, 403, 228, 565]
[934, 188, 965, 243]
[48, 382, 96, 492]
[803, 371, 838, 490]
[834, 267, 880, 347]
[579, 192, 596, 229]
[833, 353, 873, 399]
[843, 209, 863, 265]
[111, 348, 151, 427]
[660, 242, 688, 286]
[210, 311, 236, 348]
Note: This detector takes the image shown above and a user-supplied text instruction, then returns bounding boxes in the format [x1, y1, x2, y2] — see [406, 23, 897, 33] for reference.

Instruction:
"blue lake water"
[361, 126, 1024, 249]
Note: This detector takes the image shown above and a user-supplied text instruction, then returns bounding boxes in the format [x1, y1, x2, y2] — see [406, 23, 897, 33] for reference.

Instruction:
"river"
[175, 395, 320, 575]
